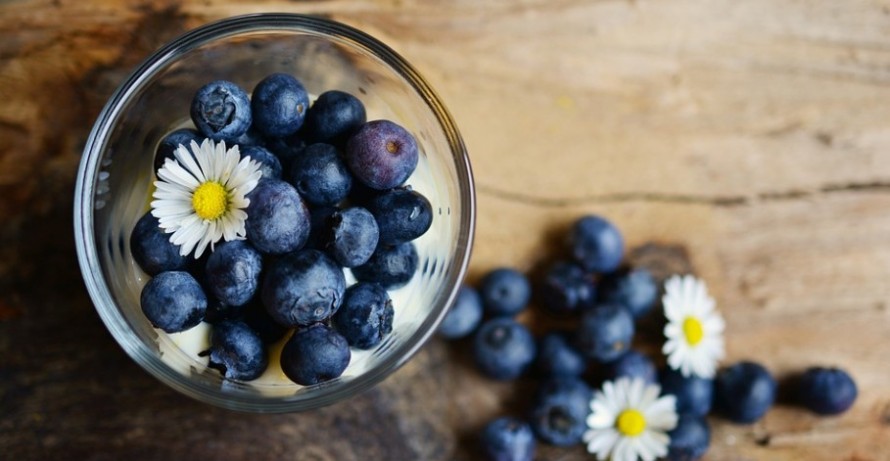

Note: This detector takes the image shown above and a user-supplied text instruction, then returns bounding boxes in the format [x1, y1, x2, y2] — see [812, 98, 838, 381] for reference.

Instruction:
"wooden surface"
[2, 0, 890, 459]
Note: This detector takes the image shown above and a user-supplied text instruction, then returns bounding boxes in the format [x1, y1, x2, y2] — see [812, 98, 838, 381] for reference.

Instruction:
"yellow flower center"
[192, 181, 228, 220]
[616, 409, 646, 437]
[683, 316, 704, 346]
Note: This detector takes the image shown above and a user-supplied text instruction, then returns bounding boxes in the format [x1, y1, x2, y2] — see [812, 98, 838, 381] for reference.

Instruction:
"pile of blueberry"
[438, 215, 858, 461]
[131, 74, 434, 386]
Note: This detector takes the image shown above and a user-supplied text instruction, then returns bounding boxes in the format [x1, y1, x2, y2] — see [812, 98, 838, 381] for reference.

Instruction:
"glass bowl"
[73, 13, 474, 412]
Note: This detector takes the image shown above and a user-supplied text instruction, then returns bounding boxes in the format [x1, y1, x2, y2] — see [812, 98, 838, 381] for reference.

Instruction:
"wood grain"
[1, 0, 889, 459]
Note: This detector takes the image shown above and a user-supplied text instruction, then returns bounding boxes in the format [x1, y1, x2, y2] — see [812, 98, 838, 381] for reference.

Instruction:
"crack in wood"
[477, 180, 890, 208]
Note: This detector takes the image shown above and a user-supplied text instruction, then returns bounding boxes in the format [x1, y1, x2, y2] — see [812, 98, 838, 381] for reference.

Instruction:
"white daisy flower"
[584, 377, 678, 461]
[661, 274, 725, 379]
[150, 139, 262, 258]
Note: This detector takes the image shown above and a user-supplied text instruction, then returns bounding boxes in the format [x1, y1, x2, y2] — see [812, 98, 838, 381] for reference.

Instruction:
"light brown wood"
[2, 0, 889, 459]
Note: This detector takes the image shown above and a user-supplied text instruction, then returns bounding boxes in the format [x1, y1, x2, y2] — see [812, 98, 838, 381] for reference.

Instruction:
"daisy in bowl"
[584, 377, 678, 461]
[151, 139, 262, 258]
[662, 274, 725, 379]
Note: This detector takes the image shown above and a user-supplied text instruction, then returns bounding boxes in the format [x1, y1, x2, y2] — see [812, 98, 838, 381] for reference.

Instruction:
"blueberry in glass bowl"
[74, 14, 474, 412]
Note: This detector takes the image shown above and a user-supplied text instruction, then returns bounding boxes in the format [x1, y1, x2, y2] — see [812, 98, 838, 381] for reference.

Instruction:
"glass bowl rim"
[73, 12, 475, 412]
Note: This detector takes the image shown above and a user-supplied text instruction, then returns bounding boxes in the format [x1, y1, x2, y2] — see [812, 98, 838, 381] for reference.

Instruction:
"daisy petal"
[584, 428, 619, 458]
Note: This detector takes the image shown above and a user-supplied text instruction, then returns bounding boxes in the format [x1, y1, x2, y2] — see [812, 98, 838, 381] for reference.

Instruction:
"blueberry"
[130, 211, 188, 276]
[538, 261, 596, 314]
[204, 240, 263, 307]
[202, 295, 247, 325]
[569, 215, 624, 273]
[261, 249, 346, 327]
[288, 143, 352, 207]
[437, 285, 483, 340]
[331, 282, 393, 349]
[667, 414, 710, 461]
[190, 80, 252, 141]
[573, 304, 634, 363]
[479, 268, 531, 317]
[241, 298, 288, 344]
[280, 323, 351, 385]
[245, 179, 310, 255]
[351, 241, 418, 289]
[608, 350, 656, 383]
[140, 271, 207, 333]
[326, 207, 379, 268]
[345, 120, 418, 190]
[599, 268, 658, 319]
[473, 318, 536, 380]
[241, 145, 282, 180]
[207, 320, 267, 381]
[347, 179, 385, 206]
[535, 332, 586, 377]
[366, 188, 433, 245]
[530, 377, 592, 446]
[264, 131, 306, 172]
[232, 126, 266, 147]
[660, 368, 714, 417]
[305, 205, 338, 249]
[714, 361, 776, 423]
[480, 417, 536, 461]
[303, 90, 367, 146]
[251, 73, 310, 138]
[153, 128, 203, 173]
[797, 366, 857, 415]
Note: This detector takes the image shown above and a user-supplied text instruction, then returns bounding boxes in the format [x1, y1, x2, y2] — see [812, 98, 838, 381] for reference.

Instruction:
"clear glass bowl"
[73, 14, 474, 412]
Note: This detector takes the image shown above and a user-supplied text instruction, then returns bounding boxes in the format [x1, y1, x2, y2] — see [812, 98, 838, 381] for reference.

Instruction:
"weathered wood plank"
[1, 0, 889, 459]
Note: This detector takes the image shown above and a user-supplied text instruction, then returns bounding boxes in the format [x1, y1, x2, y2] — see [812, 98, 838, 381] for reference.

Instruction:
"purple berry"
[345, 120, 418, 190]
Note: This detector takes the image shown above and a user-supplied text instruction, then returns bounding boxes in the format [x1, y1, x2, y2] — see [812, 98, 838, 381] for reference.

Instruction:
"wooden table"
[2, 1, 889, 459]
